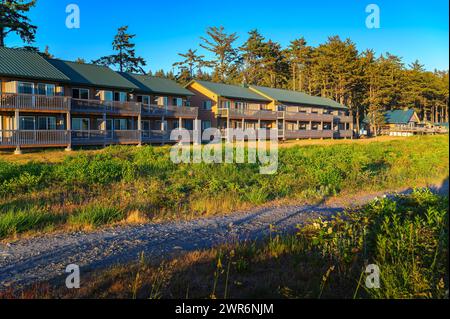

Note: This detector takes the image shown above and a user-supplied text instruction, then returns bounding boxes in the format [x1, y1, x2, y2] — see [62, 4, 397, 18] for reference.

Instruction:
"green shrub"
[0, 208, 61, 238]
[69, 205, 126, 228]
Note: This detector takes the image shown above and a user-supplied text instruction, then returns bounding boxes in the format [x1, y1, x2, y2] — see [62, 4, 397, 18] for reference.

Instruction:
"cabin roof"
[250, 85, 348, 110]
[187, 80, 271, 102]
[119, 72, 194, 96]
[0, 47, 70, 82]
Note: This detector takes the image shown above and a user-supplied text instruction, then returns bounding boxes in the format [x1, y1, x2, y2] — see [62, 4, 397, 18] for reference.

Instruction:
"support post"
[193, 118, 201, 145]
[137, 114, 142, 147]
[331, 120, 334, 140]
[226, 116, 231, 143]
[65, 112, 72, 151]
[161, 119, 167, 146]
[0, 115, 3, 142]
[14, 110, 22, 154]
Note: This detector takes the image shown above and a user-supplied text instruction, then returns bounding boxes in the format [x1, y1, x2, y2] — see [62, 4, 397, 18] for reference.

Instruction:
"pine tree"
[285, 37, 312, 91]
[239, 29, 266, 85]
[172, 49, 207, 83]
[92, 26, 147, 74]
[200, 26, 239, 83]
[0, 0, 37, 47]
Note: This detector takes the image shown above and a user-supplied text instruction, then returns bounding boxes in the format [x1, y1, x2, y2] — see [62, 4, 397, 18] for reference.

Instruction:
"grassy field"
[4, 189, 447, 299]
[0, 135, 448, 240]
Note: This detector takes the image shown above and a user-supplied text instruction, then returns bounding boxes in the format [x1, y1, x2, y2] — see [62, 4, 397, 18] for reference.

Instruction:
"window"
[173, 98, 183, 107]
[183, 120, 194, 130]
[18, 82, 34, 94]
[103, 91, 114, 101]
[155, 96, 168, 106]
[72, 88, 89, 100]
[235, 102, 246, 109]
[203, 100, 212, 110]
[202, 120, 211, 130]
[19, 116, 35, 130]
[114, 119, 128, 130]
[72, 118, 90, 131]
[142, 120, 151, 131]
[299, 122, 308, 130]
[37, 116, 57, 130]
[114, 92, 127, 102]
[138, 95, 151, 105]
[36, 83, 55, 96]
[221, 101, 231, 109]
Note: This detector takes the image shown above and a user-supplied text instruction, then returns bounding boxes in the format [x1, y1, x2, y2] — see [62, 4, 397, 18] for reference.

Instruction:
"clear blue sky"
[5, 0, 449, 72]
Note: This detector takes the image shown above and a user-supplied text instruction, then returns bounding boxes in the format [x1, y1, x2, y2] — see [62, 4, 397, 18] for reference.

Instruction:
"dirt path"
[0, 180, 448, 291]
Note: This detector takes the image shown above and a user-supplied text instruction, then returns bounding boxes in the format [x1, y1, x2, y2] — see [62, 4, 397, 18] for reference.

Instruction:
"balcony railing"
[0, 93, 71, 111]
[0, 94, 199, 117]
[71, 130, 170, 144]
[218, 108, 277, 120]
[284, 130, 334, 139]
[335, 130, 353, 138]
[166, 105, 199, 118]
[71, 99, 142, 114]
[335, 115, 353, 123]
[283, 111, 335, 122]
[0, 130, 70, 146]
[218, 128, 278, 140]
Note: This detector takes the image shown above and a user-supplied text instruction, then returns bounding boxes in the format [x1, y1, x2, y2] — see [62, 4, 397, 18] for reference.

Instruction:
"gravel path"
[0, 180, 448, 291]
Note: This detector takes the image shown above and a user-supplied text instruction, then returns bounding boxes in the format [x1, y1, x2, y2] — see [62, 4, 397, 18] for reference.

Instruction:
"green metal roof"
[190, 80, 271, 102]
[250, 85, 348, 110]
[47, 59, 139, 90]
[0, 47, 70, 82]
[384, 109, 417, 124]
[120, 72, 194, 96]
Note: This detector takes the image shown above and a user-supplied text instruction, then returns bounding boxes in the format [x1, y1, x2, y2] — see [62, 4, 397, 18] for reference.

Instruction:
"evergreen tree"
[0, 0, 37, 47]
[172, 49, 207, 83]
[239, 29, 266, 85]
[200, 26, 239, 83]
[92, 26, 147, 74]
[285, 37, 312, 91]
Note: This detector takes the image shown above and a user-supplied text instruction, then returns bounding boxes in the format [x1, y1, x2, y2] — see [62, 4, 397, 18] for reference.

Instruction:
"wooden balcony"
[335, 115, 353, 123]
[166, 105, 199, 118]
[218, 108, 277, 121]
[334, 130, 353, 138]
[219, 128, 278, 140]
[0, 93, 71, 112]
[284, 130, 334, 139]
[71, 130, 170, 145]
[141, 104, 167, 117]
[282, 111, 334, 122]
[0, 130, 70, 148]
[71, 99, 141, 115]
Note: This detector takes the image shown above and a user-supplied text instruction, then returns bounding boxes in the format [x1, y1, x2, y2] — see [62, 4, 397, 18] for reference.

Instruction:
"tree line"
[1, 1, 449, 129]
